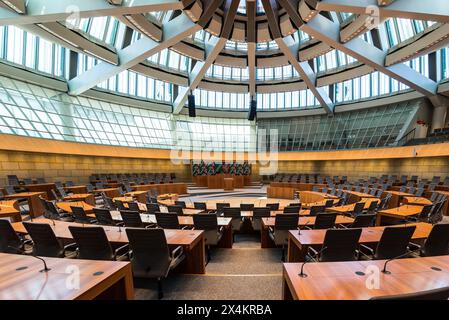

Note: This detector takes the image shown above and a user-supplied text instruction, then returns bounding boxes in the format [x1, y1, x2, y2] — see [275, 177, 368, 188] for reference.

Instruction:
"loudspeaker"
[248, 100, 257, 121]
[188, 94, 196, 117]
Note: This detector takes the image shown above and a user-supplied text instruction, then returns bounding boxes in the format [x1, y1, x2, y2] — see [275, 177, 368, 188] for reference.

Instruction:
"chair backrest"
[351, 213, 376, 228]
[367, 201, 379, 212]
[128, 202, 140, 212]
[324, 199, 334, 208]
[4, 185, 16, 195]
[23, 178, 33, 185]
[429, 200, 446, 225]
[399, 186, 407, 192]
[370, 287, 449, 300]
[175, 201, 186, 209]
[66, 181, 75, 187]
[146, 203, 160, 214]
[309, 205, 326, 216]
[313, 213, 337, 230]
[417, 204, 434, 221]
[252, 207, 271, 219]
[23, 222, 63, 257]
[114, 200, 127, 211]
[93, 208, 115, 226]
[0, 220, 22, 253]
[415, 188, 424, 197]
[70, 206, 90, 223]
[56, 186, 67, 198]
[430, 192, 439, 202]
[51, 189, 60, 201]
[86, 184, 94, 193]
[283, 206, 301, 214]
[352, 202, 366, 216]
[193, 214, 218, 230]
[421, 224, 449, 257]
[216, 203, 230, 214]
[120, 210, 144, 228]
[266, 203, 279, 211]
[155, 212, 180, 229]
[7, 175, 19, 186]
[274, 214, 299, 230]
[68, 226, 114, 260]
[223, 207, 241, 218]
[375, 226, 416, 259]
[125, 228, 171, 278]
[320, 228, 363, 262]
[194, 202, 207, 210]
[167, 205, 184, 215]
[240, 203, 254, 211]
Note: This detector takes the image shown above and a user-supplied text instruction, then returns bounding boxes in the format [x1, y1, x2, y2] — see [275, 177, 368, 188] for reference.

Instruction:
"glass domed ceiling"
[0, 0, 446, 115]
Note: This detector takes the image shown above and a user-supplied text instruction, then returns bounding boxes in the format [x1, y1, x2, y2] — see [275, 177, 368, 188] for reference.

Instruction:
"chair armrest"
[358, 244, 374, 259]
[338, 224, 348, 229]
[144, 223, 158, 229]
[63, 242, 78, 251]
[218, 226, 225, 234]
[306, 247, 319, 262]
[304, 226, 312, 230]
[181, 225, 192, 230]
[116, 221, 125, 227]
[408, 242, 421, 250]
[114, 244, 130, 260]
[171, 245, 183, 260]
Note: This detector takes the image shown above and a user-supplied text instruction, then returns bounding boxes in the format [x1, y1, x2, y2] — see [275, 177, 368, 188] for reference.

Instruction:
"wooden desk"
[65, 185, 88, 194]
[344, 191, 376, 204]
[4, 192, 46, 218]
[325, 198, 378, 214]
[63, 194, 96, 206]
[0, 200, 21, 222]
[12, 219, 206, 274]
[124, 191, 147, 203]
[270, 182, 327, 192]
[0, 253, 133, 300]
[180, 198, 297, 211]
[110, 212, 234, 248]
[383, 191, 414, 208]
[287, 222, 432, 262]
[403, 197, 433, 206]
[376, 205, 424, 226]
[267, 186, 296, 199]
[298, 191, 338, 204]
[283, 255, 449, 300]
[23, 183, 57, 200]
[94, 188, 121, 198]
[260, 216, 354, 249]
[56, 201, 96, 215]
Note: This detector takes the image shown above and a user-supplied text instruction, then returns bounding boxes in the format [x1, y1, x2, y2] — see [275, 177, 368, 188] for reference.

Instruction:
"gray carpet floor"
[134, 234, 283, 300]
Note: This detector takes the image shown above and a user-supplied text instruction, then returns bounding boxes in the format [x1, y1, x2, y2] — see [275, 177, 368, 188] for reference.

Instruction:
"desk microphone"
[298, 221, 310, 235]
[382, 248, 421, 274]
[8, 246, 51, 272]
[298, 246, 327, 278]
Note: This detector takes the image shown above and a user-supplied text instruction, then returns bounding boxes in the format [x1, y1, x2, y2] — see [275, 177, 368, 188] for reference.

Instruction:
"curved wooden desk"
[0, 200, 21, 222]
[63, 194, 95, 206]
[64, 185, 88, 194]
[402, 196, 433, 206]
[4, 192, 46, 218]
[56, 201, 96, 214]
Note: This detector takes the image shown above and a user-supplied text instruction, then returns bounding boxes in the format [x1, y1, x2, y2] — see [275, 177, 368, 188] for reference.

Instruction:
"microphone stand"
[298, 246, 327, 278]
[382, 248, 422, 274]
[9, 246, 51, 273]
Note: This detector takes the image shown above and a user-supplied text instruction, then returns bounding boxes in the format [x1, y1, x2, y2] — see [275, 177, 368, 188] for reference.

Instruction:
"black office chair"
[23, 222, 76, 258]
[410, 224, 449, 257]
[240, 203, 254, 211]
[266, 203, 279, 211]
[430, 192, 439, 202]
[128, 202, 141, 212]
[307, 228, 362, 262]
[114, 199, 127, 211]
[0, 220, 31, 254]
[428, 200, 446, 225]
[70, 206, 97, 224]
[216, 203, 230, 215]
[125, 228, 185, 299]
[360, 225, 416, 260]
[324, 199, 334, 208]
[351, 202, 366, 217]
[193, 214, 223, 262]
[370, 287, 449, 300]
[309, 205, 326, 216]
[223, 207, 243, 239]
[311, 213, 337, 230]
[366, 200, 379, 213]
[194, 202, 207, 211]
[174, 201, 186, 209]
[268, 214, 299, 261]
[4, 185, 16, 195]
[155, 212, 182, 229]
[167, 205, 184, 215]
[68, 226, 129, 261]
[120, 210, 148, 228]
[93, 208, 122, 226]
[146, 203, 160, 214]
[283, 206, 301, 214]
[346, 213, 376, 228]
[43, 200, 74, 222]
[252, 207, 271, 231]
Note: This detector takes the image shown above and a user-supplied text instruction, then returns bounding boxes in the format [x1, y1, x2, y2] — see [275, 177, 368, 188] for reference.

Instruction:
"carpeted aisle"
[134, 234, 283, 300]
